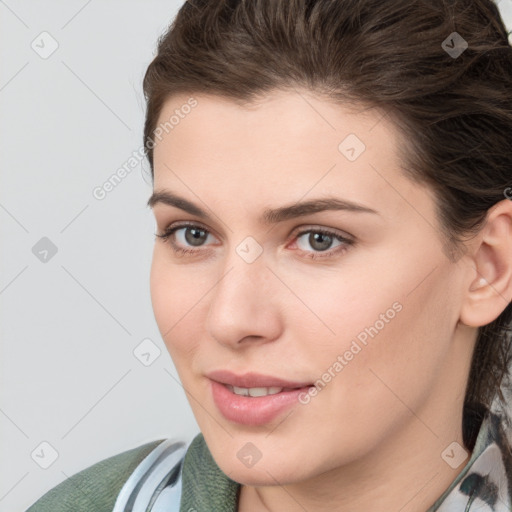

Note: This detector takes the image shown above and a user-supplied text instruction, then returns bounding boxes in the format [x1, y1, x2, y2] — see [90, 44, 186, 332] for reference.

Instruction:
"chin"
[211, 447, 316, 487]
[223, 464, 302, 487]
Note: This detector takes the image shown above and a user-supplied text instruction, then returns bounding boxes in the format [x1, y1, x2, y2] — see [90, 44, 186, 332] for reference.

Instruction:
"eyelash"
[155, 222, 355, 260]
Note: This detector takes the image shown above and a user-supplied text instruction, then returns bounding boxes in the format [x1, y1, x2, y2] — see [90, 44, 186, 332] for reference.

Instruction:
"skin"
[148, 89, 512, 512]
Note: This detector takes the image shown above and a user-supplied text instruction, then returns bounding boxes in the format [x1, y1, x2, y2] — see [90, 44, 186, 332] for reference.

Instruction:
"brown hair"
[142, 0, 512, 449]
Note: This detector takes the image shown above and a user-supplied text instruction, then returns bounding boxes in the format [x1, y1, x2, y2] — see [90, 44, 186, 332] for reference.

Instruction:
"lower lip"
[210, 380, 312, 426]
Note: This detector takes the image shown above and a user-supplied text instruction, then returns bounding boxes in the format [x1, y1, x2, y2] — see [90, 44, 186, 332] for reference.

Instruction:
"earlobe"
[459, 199, 512, 328]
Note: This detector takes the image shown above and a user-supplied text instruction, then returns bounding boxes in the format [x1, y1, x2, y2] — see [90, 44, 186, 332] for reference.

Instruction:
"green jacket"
[26, 408, 512, 511]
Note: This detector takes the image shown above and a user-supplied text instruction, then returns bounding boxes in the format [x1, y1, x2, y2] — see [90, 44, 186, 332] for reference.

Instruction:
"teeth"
[228, 385, 284, 397]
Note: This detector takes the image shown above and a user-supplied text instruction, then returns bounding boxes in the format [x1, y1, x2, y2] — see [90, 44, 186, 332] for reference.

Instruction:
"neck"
[239, 411, 468, 512]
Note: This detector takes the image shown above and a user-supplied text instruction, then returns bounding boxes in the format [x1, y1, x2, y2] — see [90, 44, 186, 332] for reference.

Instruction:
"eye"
[155, 222, 354, 260]
[155, 222, 216, 256]
[291, 227, 354, 260]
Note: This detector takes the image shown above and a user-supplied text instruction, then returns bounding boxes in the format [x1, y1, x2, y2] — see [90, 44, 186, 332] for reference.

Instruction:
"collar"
[179, 434, 239, 511]
[428, 410, 512, 511]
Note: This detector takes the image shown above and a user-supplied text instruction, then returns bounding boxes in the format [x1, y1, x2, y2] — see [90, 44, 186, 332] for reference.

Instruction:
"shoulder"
[25, 438, 186, 512]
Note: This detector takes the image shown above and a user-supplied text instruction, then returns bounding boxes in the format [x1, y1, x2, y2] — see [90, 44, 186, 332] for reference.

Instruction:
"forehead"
[153, 89, 397, 172]
[154, 89, 389, 152]
[151, 89, 430, 225]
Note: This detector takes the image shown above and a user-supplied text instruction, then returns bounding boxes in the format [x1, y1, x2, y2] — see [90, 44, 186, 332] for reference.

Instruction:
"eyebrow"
[147, 189, 378, 224]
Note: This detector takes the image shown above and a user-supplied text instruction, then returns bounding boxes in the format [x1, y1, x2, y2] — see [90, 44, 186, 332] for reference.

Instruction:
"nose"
[204, 245, 282, 349]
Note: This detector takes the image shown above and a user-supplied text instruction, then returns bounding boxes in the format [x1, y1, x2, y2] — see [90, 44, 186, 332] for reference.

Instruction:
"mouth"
[207, 371, 315, 426]
[224, 384, 305, 397]
[205, 369, 313, 389]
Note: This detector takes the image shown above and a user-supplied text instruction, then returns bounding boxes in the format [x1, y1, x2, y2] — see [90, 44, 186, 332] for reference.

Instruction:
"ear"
[459, 198, 512, 327]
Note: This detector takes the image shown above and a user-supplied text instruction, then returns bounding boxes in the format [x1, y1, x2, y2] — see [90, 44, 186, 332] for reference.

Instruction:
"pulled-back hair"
[142, 0, 512, 449]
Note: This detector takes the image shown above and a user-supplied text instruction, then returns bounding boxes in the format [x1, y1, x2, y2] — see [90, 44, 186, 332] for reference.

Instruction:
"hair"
[142, 0, 512, 450]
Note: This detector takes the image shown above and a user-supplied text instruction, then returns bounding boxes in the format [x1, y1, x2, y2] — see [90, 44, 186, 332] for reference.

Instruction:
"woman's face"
[149, 89, 474, 486]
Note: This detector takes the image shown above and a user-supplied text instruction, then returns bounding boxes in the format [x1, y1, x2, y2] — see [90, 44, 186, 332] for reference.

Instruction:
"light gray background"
[1, 1, 193, 511]
[2, 1, 512, 510]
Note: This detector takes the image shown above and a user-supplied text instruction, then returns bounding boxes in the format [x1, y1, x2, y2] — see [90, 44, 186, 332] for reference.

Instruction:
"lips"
[209, 380, 313, 425]
[206, 369, 312, 389]
[206, 370, 315, 425]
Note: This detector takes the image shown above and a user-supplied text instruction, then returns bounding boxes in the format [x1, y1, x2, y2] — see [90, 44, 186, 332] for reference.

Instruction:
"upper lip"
[206, 369, 312, 389]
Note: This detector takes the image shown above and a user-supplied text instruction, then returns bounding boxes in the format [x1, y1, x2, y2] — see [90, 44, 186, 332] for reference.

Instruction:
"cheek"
[287, 254, 456, 403]
[278, 260, 401, 360]
[149, 250, 204, 358]
[347, 282, 453, 417]
[149, 252, 174, 334]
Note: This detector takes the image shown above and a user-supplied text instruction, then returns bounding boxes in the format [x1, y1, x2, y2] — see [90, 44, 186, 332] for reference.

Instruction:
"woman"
[27, 0, 512, 510]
